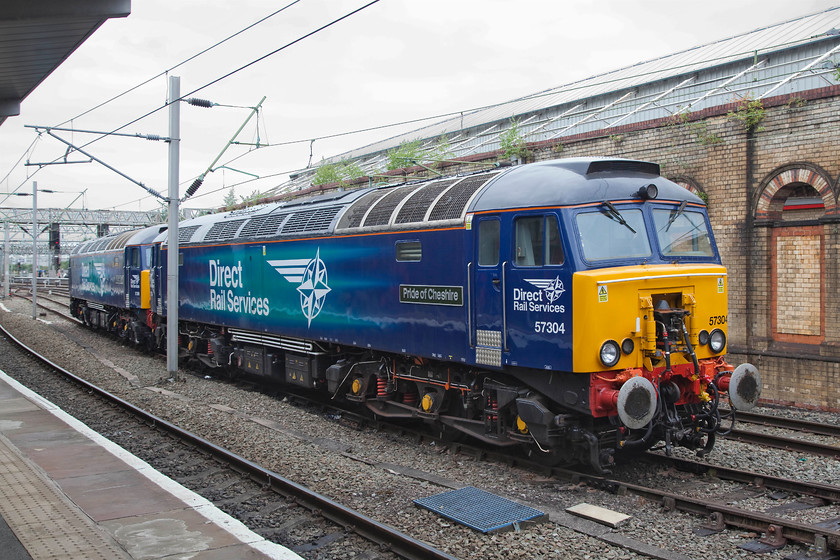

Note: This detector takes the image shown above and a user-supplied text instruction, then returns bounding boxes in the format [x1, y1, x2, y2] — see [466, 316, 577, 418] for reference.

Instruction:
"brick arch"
[755, 164, 836, 220]
[671, 177, 705, 197]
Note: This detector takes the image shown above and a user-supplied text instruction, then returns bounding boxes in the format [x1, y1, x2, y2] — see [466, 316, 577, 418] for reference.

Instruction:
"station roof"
[269, 6, 840, 197]
[0, 0, 131, 127]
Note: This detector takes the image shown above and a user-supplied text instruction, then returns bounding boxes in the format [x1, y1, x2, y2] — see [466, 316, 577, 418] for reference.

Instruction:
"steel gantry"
[0, 207, 164, 256]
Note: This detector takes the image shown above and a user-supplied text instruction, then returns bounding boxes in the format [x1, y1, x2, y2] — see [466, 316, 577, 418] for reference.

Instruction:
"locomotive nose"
[617, 376, 658, 429]
[725, 363, 762, 411]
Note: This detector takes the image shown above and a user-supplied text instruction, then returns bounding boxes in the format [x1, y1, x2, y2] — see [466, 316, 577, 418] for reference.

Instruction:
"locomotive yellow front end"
[573, 264, 761, 455]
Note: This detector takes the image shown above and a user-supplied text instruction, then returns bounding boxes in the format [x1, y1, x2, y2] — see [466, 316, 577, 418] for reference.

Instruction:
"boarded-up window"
[773, 229, 823, 339]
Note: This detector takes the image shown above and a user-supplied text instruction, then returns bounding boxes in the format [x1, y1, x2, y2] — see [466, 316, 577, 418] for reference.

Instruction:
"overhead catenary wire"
[2, 0, 383, 207]
[54, 0, 304, 129]
[0, 0, 304, 201]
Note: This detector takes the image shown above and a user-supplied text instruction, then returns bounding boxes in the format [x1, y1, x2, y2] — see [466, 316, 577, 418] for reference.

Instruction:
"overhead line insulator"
[185, 177, 204, 198]
[186, 98, 215, 108]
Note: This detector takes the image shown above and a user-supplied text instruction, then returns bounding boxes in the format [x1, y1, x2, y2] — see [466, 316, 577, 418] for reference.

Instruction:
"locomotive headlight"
[709, 329, 726, 353]
[698, 330, 710, 346]
[621, 338, 635, 354]
[599, 340, 620, 367]
[636, 183, 658, 200]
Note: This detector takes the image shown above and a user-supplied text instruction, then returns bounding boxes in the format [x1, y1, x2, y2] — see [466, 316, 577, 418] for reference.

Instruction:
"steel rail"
[558, 467, 840, 552]
[727, 409, 840, 438]
[0, 321, 459, 560]
[724, 427, 840, 459]
[647, 453, 840, 503]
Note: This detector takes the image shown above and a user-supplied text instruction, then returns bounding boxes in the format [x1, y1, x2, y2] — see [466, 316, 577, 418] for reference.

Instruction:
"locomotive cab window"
[129, 247, 140, 268]
[396, 241, 422, 262]
[478, 219, 500, 266]
[652, 208, 714, 258]
[514, 215, 564, 267]
[576, 207, 650, 262]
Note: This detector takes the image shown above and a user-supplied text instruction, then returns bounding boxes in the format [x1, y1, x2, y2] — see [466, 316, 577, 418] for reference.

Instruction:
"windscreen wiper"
[602, 200, 636, 234]
[664, 200, 687, 232]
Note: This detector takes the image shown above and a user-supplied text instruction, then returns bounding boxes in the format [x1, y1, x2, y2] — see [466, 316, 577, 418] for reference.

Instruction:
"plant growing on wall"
[499, 118, 530, 161]
[690, 121, 723, 145]
[728, 94, 766, 132]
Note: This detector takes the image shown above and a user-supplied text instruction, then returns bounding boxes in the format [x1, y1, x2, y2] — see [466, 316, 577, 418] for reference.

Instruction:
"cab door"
[471, 215, 505, 369]
[126, 246, 141, 308]
[505, 213, 572, 371]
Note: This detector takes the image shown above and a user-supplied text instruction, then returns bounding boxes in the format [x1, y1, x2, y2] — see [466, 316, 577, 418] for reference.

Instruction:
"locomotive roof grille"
[332, 169, 500, 233]
[237, 214, 288, 238]
[280, 206, 342, 235]
[179, 225, 200, 243]
[337, 190, 389, 229]
[395, 178, 459, 224]
[363, 184, 423, 227]
[205, 219, 247, 242]
[238, 216, 267, 238]
[428, 172, 497, 221]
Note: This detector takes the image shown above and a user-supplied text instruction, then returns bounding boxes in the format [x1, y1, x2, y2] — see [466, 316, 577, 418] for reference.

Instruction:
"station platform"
[0, 370, 302, 560]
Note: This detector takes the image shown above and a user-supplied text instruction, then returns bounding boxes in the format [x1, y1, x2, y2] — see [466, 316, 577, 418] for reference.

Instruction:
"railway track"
[8, 292, 840, 556]
[0, 319, 459, 560]
[730, 408, 840, 437]
[235, 378, 840, 555]
[724, 426, 840, 459]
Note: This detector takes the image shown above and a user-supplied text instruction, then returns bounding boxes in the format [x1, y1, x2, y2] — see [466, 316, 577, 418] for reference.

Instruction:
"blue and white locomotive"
[70, 158, 761, 472]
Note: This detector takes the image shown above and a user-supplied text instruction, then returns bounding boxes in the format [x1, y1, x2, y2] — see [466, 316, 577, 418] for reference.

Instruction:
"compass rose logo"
[268, 249, 331, 327]
[524, 276, 565, 303]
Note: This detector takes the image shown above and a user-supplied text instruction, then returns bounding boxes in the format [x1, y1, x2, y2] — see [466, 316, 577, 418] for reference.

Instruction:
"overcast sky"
[1, 0, 838, 213]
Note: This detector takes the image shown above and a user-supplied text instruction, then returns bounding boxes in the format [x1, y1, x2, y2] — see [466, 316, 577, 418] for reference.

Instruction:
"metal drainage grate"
[414, 486, 547, 533]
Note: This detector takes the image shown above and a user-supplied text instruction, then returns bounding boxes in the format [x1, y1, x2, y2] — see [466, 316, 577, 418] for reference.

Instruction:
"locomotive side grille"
[395, 178, 458, 224]
[363, 184, 423, 227]
[281, 206, 342, 235]
[428, 172, 497, 221]
[178, 225, 200, 243]
[229, 328, 314, 353]
[205, 219, 247, 242]
[337, 190, 389, 229]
